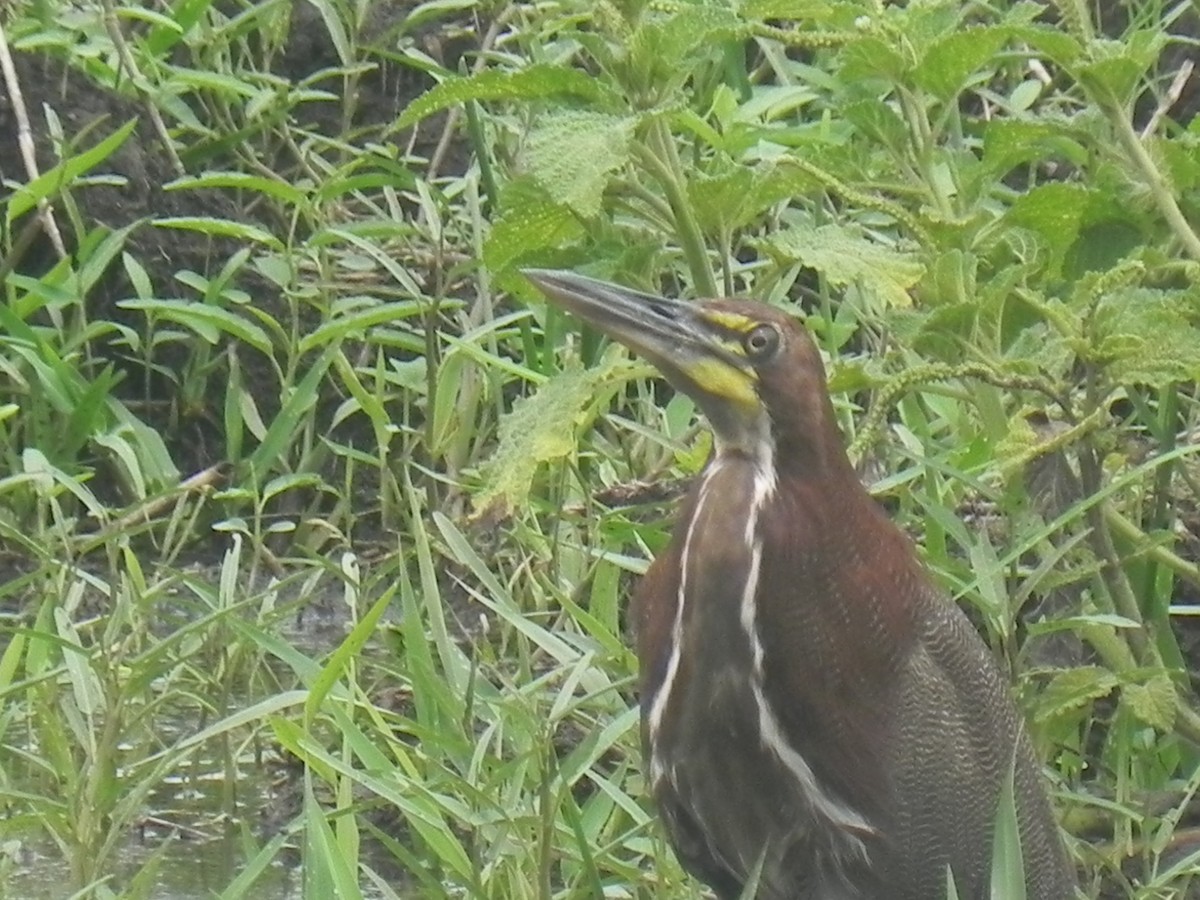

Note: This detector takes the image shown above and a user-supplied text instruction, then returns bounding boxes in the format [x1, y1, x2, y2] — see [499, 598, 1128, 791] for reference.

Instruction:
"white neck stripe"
[647, 458, 723, 783]
[738, 445, 874, 844]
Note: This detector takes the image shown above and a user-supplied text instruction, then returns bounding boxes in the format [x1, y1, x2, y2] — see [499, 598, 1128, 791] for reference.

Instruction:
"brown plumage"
[524, 270, 1076, 900]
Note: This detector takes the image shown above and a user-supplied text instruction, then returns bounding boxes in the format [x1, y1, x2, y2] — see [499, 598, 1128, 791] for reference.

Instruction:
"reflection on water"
[3, 734, 303, 900]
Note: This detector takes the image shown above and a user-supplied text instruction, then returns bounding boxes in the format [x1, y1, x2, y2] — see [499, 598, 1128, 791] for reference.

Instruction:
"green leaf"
[1010, 24, 1082, 67]
[1002, 184, 1092, 278]
[165, 171, 307, 206]
[628, 5, 744, 90]
[304, 586, 395, 726]
[168, 67, 270, 98]
[247, 342, 340, 475]
[272, 714, 475, 882]
[1064, 220, 1143, 279]
[91, 392, 177, 489]
[118, 299, 274, 354]
[688, 160, 822, 235]
[299, 299, 424, 355]
[674, 429, 712, 476]
[842, 98, 909, 151]
[1075, 32, 1165, 102]
[1091, 289, 1200, 386]
[304, 0, 352, 66]
[6, 119, 138, 223]
[434, 512, 588, 669]
[525, 111, 636, 218]
[397, 65, 615, 129]
[913, 27, 1007, 100]
[483, 182, 586, 275]
[839, 36, 910, 83]
[982, 121, 1088, 178]
[55, 605, 103, 717]
[766, 223, 924, 308]
[688, 164, 756, 236]
[988, 763, 1027, 900]
[1031, 665, 1119, 723]
[301, 778, 363, 900]
[472, 365, 604, 518]
[78, 224, 139, 297]
[153, 217, 282, 247]
[1157, 134, 1200, 192]
[142, 0, 209, 55]
[1122, 673, 1176, 732]
[22, 449, 106, 520]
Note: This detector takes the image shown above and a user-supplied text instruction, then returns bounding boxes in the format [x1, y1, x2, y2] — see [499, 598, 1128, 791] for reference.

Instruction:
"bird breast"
[640, 455, 892, 897]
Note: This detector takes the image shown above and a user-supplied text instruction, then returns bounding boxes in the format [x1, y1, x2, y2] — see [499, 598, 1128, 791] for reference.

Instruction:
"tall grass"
[1, 0, 1199, 896]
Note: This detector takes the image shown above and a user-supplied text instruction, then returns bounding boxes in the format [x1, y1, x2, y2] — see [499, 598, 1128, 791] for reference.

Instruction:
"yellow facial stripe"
[700, 309, 757, 335]
[684, 357, 758, 408]
[696, 309, 764, 365]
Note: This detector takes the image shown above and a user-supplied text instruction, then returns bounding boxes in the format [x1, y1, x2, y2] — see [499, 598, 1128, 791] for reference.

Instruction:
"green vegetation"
[0, 0, 1197, 897]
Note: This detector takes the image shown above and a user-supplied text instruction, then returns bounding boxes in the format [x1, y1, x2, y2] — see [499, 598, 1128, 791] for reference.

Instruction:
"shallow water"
[0, 561, 392, 900]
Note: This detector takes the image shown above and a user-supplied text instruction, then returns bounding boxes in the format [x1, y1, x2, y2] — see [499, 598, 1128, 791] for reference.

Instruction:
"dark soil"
[0, 2, 479, 475]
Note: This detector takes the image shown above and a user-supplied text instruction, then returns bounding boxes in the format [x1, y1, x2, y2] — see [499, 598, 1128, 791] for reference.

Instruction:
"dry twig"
[0, 21, 68, 259]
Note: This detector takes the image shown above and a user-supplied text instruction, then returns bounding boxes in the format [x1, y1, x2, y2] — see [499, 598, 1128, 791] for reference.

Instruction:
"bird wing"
[889, 588, 1072, 900]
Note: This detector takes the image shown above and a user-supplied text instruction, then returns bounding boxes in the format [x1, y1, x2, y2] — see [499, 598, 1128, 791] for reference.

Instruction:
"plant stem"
[646, 117, 716, 296]
[1096, 88, 1200, 261]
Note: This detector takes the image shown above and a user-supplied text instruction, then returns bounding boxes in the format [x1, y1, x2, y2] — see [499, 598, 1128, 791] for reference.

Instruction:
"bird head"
[523, 269, 850, 477]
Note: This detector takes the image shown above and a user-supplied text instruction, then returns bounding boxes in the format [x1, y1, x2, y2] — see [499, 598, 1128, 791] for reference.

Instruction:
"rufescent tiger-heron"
[523, 269, 1075, 900]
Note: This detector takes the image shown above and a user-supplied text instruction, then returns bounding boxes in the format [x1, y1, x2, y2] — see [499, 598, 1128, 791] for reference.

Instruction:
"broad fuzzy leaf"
[1122, 674, 1176, 733]
[687, 160, 820, 235]
[1003, 184, 1094, 279]
[473, 365, 607, 518]
[1092, 288, 1200, 386]
[688, 165, 756, 236]
[1074, 32, 1166, 102]
[767, 223, 924, 308]
[1031, 665, 1119, 724]
[982, 121, 1088, 179]
[397, 65, 615, 129]
[525, 111, 636, 218]
[628, 4, 743, 92]
[484, 181, 586, 275]
[913, 27, 1008, 101]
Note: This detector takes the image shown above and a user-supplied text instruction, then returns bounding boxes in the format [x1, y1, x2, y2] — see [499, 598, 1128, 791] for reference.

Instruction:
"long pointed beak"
[522, 269, 708, 370]
[522, 269, 760, 438]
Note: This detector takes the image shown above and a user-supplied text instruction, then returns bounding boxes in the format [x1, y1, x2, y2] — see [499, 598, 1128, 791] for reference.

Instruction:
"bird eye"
[743, 324, 780, 361]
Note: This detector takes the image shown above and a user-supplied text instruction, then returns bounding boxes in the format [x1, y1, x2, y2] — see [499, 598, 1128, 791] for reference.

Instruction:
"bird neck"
[640, 443, 919, 793]
[706, 441, 921, 669]
[635, 432, 923, 713]
[773, 416, 861, 485]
